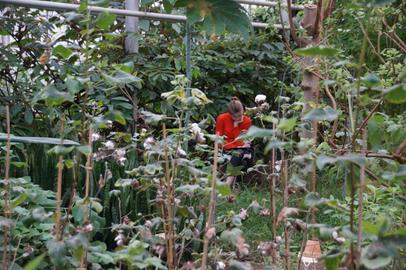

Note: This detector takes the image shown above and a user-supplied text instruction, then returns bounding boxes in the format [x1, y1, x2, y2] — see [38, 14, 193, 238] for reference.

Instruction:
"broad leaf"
[303, 107, 338, 122]
[22, 253, 46, 270]
[53, 45, 73, 59]
[384, 84, 406, 104]
[316, 154, 366, 169]
[295, 47, 339, 57]
[96, 12, 117, 30]
[277, 117, 297, 132]
[175, 0, 251, 38]
[103, 71, 142, 87]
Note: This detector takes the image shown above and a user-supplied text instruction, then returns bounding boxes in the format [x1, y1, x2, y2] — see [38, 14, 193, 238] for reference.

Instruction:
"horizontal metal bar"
[0, 0, 289, 29]
[237, 0, 304, 10]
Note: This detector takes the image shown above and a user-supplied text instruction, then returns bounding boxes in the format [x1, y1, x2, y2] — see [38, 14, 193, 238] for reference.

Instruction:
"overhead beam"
[0, 0, 291, 29]
[237, 0, 304, 10]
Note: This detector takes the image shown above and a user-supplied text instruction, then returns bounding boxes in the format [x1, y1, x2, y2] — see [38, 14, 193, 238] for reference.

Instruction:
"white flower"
[216, 261, 226, 270]
[83, 223, 93, 232]
[140, 128, 147, 137]
[114, 233, 125, 246]
[143, 137, 155, 150]
[190, 123, 201, 135]
[117, 157, 127, 166]
[91, 132, 101, 142]
[106, 120, 113, 128]
[205, 227, 216, 240]
[239, 208, 248, 220]
[255, 94, 267, 104]
[190, 123, 206, 143]
[104, 141, 115, 150]
[115, 148, 126, 158]
[177, 147, 187, 157]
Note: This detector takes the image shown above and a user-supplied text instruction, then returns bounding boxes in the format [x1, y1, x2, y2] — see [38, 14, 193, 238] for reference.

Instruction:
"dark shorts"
[227, 147, 254, 171]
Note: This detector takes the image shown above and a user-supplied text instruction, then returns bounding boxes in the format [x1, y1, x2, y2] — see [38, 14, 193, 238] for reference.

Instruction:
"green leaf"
[217, 181, 231, 196]
[369, 0, 396, 7]
[77, 145, 91, 156]
[295, 47, 339, 57]
[53, 45, 73, 59]
[226, 163, 243, 176]
[304, 192, 329, 207]
[0, 133, 79, 145]
[11, 193, 29, 208]
[95, 12, 117, 30]
[46, 240, 68, 268]
[176, 0, 252, 39]
[362, 73, 381, 88]
[140, 110, 165, 124]
[384, 84, 406, 104]
[239, 126, 274, 139]
[316, 154, 366, 169]
[33, 85, 74, 107]
[66, 77, 82, 94]
[303, 107, 338, 122]
[277, 118, 297, 132]
[48, 145, 75, 155]
[228, 260, 252, 270]
[24, 108, 33, 124]
[22, 253, 46, 270]
[102, 71, 142, 87]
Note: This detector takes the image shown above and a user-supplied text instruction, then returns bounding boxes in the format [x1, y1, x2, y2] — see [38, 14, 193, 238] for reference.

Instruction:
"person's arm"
[215, 115, 224, 136]
[241, 117, 252, 147]
[215, 115, 225, 149]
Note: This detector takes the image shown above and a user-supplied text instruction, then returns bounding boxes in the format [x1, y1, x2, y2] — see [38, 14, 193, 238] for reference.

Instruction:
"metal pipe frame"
[238, 0, 304, 10]
[0, 0, 295, 29]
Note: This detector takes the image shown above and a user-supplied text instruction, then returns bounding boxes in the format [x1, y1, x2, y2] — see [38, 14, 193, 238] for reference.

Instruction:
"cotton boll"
[255, 94, 267, 104]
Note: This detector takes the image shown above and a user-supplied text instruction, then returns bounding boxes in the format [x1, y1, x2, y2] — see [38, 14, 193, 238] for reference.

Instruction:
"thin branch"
[313, 0, 323, 40]
[55, 117, 65, 241]
[357, 128, 367, 264]
[202, 134, 219, 269]
[287, 0, 307, 47]
[358, 21, 385, 64]
[2, 105, 11, 270]
[351, 98, 383, 147]
[395, 138, 406, 156]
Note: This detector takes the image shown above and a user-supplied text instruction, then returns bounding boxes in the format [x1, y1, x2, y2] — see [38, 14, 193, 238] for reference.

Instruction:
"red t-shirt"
[215, 112, 252, 150]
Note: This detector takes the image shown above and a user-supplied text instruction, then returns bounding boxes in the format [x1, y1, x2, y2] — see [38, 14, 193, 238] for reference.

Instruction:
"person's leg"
[227, 149, 243, 186]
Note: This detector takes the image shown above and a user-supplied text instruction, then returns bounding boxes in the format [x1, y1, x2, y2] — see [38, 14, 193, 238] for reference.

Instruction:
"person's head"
[227, 96, 244, 122]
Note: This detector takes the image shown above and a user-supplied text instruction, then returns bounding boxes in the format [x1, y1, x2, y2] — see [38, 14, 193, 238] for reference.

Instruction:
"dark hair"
[227, 96, 243, 116]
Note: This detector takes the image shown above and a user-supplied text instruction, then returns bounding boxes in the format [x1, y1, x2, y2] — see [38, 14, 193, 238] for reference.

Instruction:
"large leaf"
[102, 71, 142, 87]
[33, 85, 74, 106]
[303, 107, 338, 122]
[316, 154, 366, 169]
[95, 12, 117, 30]
[368, 0, 396, 7]
[175, 0, 251, 38]
[295, 47, 339, 57]
[22, 253, 46, 270]
[239, 126, 274, 139]
[53, 45, 73, 59]
[0, 133, 79, 145]
[384, 84, 406, 104]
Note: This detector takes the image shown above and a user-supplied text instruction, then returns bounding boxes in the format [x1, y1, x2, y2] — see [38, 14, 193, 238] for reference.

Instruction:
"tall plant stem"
[282, 153, 290, 270]
[357, 128, 367, 264]
[2, 105, 11, 270]
[349, 31, 368, 270]
[79, 126, 93, 269]
[202, 135, 219, 269]
[55, 116, 65, 241]
[163, 123, 175, 270]
[270, 123, 277, 265]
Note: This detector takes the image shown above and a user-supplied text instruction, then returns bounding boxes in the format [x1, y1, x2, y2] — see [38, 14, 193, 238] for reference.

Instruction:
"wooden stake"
[2, 105, 11, 270]
[202, 134, 219, 269]
[357, 128, 367, 263]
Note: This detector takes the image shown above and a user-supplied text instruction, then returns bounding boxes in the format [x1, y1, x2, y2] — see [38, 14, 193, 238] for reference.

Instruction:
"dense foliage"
[0, 0, 405, 270]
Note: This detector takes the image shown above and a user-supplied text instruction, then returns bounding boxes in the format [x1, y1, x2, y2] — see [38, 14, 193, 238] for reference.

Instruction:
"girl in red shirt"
[215, 97, 253, 186]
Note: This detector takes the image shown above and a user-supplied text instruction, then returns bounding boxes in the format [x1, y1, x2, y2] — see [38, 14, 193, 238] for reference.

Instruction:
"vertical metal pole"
[125, 0, 139, 53]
